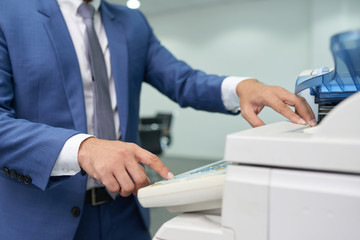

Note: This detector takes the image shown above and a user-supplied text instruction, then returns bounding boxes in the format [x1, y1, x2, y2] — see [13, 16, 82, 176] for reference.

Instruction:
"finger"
[241, 106, 265, 127]
[126, 161, 151, 193]
[113, 169, 135, 197]
[295, 99, 317, 126]
[302, 98, 316, 126]
[260, 88, 304, 125]
[306, 103, 317, 126]
[285, 96, 313, 124]
[279, 90, 316, 126]
[101, 175, 121, 193]
[275, 99, 307, 125]
[135, 147, 174, 180]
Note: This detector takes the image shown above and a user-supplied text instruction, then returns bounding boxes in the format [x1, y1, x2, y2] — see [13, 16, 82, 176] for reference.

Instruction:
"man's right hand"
[78, 137, 174, 197]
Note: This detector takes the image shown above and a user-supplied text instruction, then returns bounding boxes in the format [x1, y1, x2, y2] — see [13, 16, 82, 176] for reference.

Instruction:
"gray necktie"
[78, 3, 116, 140]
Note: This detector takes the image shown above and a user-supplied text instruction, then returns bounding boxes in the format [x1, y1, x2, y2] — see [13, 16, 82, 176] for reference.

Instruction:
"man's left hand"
[236, 79, 317, 128]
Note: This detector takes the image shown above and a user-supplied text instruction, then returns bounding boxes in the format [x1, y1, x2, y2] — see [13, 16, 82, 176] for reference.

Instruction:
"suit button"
[71, 207, 81, 217]
[17, 173, 24, 182]
[24, 175, 32, 184]
[3, 167, 10, 176]
[10, 170, 17, 179]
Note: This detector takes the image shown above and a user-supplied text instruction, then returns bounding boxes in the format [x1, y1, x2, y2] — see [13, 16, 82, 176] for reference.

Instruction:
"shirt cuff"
[51, 133, 94, 176]
[221, 76, 253, 113]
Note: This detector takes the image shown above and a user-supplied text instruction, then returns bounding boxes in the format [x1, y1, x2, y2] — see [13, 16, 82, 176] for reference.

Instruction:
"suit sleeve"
[0, 26, 79, 191]
[138, 12, 229, 114]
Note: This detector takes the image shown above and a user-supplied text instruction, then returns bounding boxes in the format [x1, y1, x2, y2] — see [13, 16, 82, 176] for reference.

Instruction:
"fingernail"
[298, 118, 306, 125]
[310, 119, 317, 126]
[167, 172, 174, 179]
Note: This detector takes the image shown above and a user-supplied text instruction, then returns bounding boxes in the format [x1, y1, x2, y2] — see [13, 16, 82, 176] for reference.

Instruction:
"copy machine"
[138, 30, 360, 240]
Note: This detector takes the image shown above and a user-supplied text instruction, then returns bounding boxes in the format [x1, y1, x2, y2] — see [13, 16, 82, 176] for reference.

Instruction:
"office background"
[110, 0, 359, 160]
[111, 0, 359, 235]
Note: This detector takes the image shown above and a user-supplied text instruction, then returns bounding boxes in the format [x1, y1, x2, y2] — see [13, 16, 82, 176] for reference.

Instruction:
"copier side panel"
[222, 165, 271, 240]
[269, 169, 360, 240]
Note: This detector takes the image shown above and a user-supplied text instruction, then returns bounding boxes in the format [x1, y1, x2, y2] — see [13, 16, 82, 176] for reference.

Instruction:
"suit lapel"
[38, 0, 87, 133]
[101, 2, 129, 140]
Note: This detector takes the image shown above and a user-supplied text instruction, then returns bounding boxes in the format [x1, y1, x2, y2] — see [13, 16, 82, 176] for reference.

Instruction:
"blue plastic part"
[295, 30, 360, 103]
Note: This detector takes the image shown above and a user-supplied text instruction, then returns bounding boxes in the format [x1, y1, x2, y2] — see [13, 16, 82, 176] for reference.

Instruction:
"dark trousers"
[74, 195, 151, 240]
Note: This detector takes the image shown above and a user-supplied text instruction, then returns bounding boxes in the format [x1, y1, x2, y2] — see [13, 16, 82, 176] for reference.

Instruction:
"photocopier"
[138, 30, 360, 240]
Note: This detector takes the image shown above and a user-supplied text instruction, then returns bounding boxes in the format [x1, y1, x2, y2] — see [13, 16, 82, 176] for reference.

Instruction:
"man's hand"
[236, 79, 316, 128]
[78, 138, 174, 197]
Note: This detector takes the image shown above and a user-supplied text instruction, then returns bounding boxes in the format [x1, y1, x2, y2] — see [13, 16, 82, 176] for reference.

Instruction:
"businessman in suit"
[0, 0, 315, 239]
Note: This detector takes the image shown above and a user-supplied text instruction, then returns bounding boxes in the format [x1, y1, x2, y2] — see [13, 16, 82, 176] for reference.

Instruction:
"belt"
[85, 187, 114, 206]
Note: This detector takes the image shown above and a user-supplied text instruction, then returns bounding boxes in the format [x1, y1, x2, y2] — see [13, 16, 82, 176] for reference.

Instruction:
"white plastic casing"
[224, 92, 360, 174]
[222, 165, 360, 240]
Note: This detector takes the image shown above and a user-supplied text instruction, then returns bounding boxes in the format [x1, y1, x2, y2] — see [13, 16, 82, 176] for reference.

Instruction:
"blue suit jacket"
[0, 0, 227, 239]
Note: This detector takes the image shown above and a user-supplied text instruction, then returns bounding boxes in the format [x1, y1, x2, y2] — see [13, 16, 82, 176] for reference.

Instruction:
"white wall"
[141, 0, 311, 159]
[310, 0, 360, 68]
[110, 0, 360, 160]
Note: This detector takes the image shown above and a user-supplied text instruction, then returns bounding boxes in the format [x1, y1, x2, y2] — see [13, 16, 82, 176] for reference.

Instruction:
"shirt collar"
[57, 0, 101, 16]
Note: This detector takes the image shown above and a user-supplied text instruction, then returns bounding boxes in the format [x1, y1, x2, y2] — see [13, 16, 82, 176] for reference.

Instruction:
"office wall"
[310, 0, 360, 68]
[110, 0, 360, 160]
[140, 0, 310, 160]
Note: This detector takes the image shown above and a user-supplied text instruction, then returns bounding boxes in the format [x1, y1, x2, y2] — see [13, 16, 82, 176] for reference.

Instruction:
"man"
[0, 0, 315, 239]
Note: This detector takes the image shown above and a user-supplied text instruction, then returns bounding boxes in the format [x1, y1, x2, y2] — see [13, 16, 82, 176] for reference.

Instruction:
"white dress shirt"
[51, 0, 250, 181]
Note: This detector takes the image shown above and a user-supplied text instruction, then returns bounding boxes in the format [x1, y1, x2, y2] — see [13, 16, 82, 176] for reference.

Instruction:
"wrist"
[236, 78, 259, 98]
[78, 136, 96, 168]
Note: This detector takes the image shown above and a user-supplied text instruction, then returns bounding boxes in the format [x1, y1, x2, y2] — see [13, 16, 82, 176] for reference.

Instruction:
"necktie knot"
[78, 2, 95, 20]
